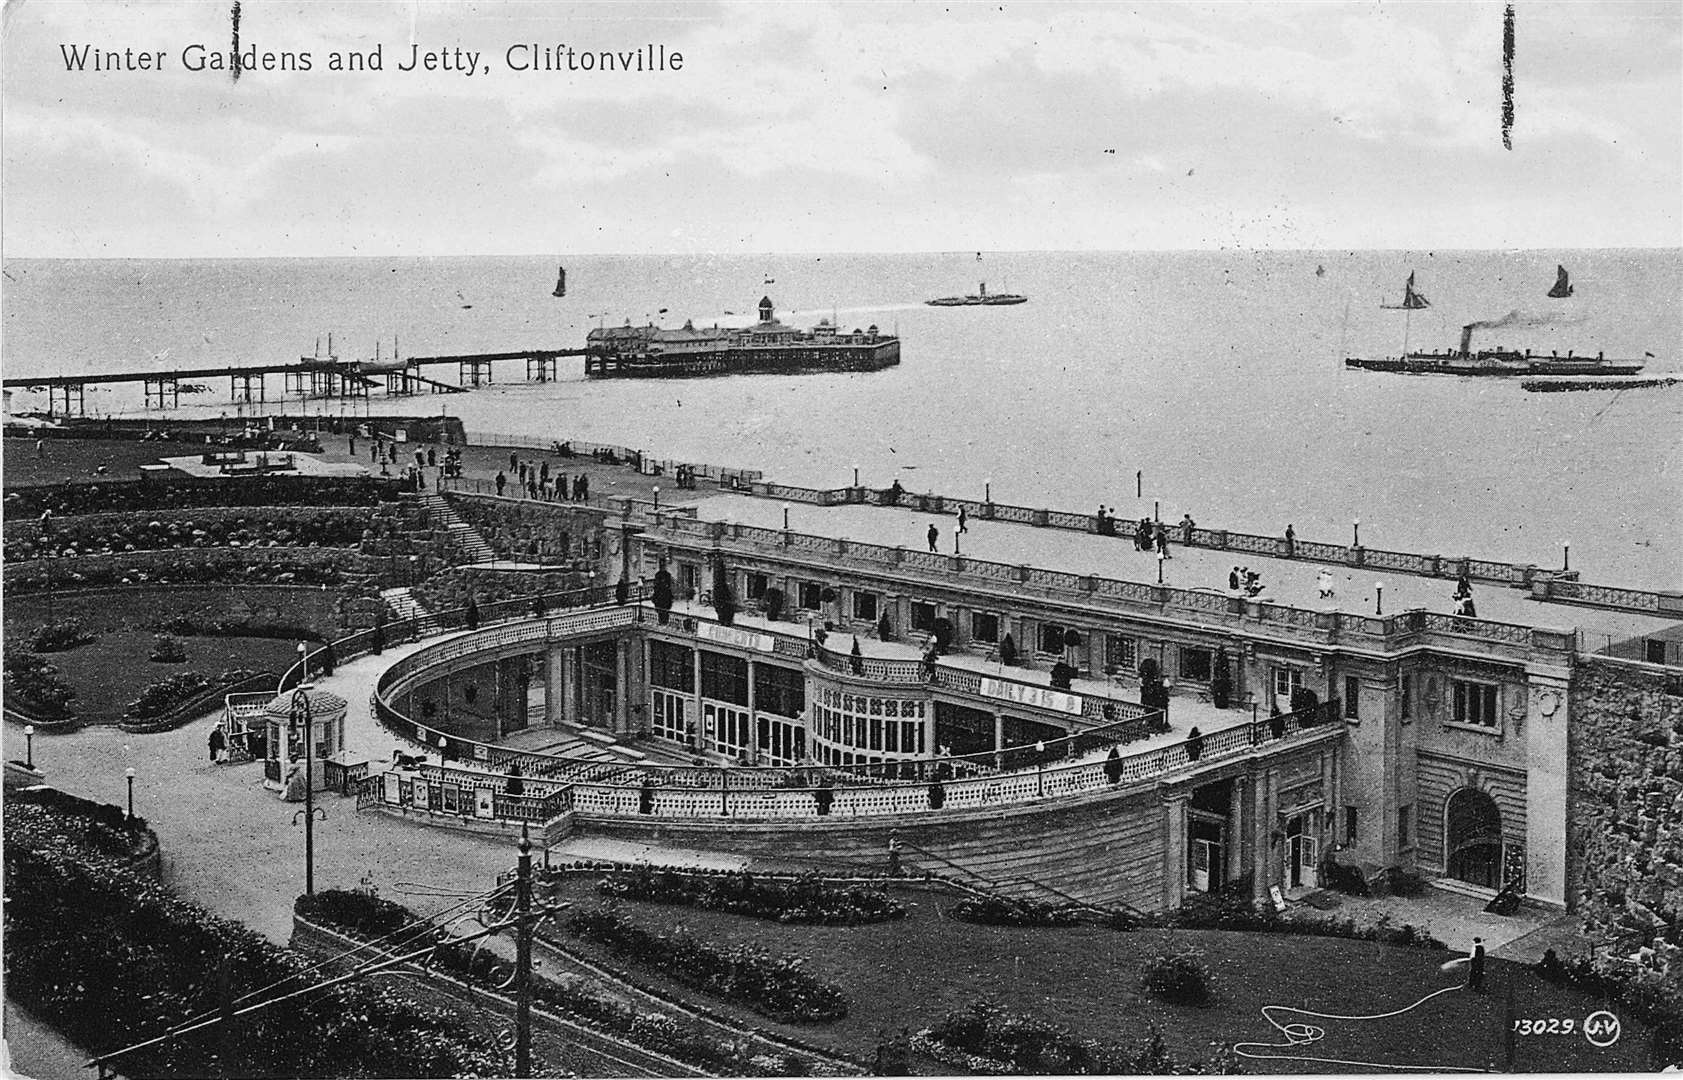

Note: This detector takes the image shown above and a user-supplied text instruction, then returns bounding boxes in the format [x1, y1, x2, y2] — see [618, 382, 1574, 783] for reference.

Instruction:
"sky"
[2, 0, 1679, 257]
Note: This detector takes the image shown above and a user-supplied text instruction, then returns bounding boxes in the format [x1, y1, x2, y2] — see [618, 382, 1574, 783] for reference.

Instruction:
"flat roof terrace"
[674, 494, 1680, 649]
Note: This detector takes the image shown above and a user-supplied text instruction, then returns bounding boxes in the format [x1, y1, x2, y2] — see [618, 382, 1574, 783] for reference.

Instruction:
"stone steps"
[417, 493, 497, 564]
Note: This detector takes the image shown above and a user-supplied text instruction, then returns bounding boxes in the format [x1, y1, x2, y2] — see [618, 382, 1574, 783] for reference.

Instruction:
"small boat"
[1547, 265, 1574, 299]
[926, 281, 1028, 306]
[552, 265, 567, 298]
[1380, 272, 1430, 310]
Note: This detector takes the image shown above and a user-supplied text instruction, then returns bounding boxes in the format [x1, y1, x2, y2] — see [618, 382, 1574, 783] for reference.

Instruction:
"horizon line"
[5, 244, 1681, 262]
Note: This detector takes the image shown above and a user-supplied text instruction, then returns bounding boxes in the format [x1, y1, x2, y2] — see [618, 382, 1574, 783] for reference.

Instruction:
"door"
[1191, 839, 1217, 893]
[1297, 834, 1319, 887]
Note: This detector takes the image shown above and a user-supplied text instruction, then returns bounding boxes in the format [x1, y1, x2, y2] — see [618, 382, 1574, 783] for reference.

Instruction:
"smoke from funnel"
[1459, 309, 1589, 355]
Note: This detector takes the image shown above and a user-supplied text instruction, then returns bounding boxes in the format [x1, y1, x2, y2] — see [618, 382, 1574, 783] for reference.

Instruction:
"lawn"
[545, 875, 1651, 1074]
[21, 632, 298, 725]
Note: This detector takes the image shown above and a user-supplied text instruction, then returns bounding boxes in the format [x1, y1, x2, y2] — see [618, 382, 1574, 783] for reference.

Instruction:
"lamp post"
[1157, 551, 1165, 584]
[125, 766, 136, 821]
[1563, 540, 1571, 573]
[437, 733, 448, 763]
[853, 465, 860, 488]
[652, 484, 660, 512]
[296, 641, 309, 685]
[408, 554, 419, 588]
[289, 685, 322, 897]
[1374, 580, 1384, 616]
[1353, 518, 1361, 547]
[984, 478, 992, 504]
[24, 724, 34, 769]
[1035, 740, 1046, 797]
[782, 503, 791, 531]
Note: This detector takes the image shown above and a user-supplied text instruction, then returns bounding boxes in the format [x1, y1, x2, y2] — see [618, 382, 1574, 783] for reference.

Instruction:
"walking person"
[1179, 513, 1195, 545]
[1154, 522, 1171, 558]
[495, 470, 507, 496]
[1230, 566, 1242, 591]
[208, 725, 226, 763]
[927, 523, 939, 552]
[957, 506, 968, 533]
[1285, 523, 1296, 557]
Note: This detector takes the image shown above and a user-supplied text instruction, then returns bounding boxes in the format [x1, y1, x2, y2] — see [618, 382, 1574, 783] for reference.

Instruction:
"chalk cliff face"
[1570, 659, 1683, 936]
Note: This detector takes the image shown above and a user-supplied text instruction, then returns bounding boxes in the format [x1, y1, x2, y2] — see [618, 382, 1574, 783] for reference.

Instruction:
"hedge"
[3, 648, 77, 720]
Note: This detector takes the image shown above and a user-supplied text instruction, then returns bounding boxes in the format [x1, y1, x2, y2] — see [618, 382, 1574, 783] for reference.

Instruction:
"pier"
[2, 348, 591, 417]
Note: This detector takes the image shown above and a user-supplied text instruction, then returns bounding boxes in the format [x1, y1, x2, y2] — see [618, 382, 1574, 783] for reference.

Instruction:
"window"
[1038, 623, 1068, 655]
[1271, 666, 1303, 705]
[1397, 804, 1413, 848]
[852, 591, 878, 621]
[1106, 634, 1137, 672]
[648, 641, 694, 692]
[911, 601, 937, 633]
[677, 562, 699, 599]
[752, 663, 805, 718]
[1452, 680, 1499, 728]
[1345, 806, 1359, 844]
[1343, 677, 1360, 720]
[699, 651, 749, 705]
[971, 611, 1000, 644]
[1401, 674, 1413, 721]
[1180, 646, 1213, 683]
[798, 582, 823, 610]
[746, 572, 768, 601]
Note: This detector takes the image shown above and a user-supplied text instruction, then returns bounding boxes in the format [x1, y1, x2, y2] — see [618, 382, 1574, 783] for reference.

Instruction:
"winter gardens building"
[367, 478, 1683, 919]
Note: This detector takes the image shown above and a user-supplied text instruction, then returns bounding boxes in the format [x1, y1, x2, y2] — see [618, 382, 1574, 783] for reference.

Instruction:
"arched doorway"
[1445, 788, 1503, 889]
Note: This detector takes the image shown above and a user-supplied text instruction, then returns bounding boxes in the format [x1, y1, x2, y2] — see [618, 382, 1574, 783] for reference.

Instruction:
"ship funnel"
[1460, 324, 1475, 357]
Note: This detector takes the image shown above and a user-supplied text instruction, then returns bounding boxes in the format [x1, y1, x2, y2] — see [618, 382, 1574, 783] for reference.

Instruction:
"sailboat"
[552, 265, 567, 298]
[1547, 265, 1574, 298]
[1380, 272, 1431, 310]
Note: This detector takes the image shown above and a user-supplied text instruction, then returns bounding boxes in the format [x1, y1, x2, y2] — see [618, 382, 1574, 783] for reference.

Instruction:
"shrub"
[296, 887, 416, 939]
[3, 649, 77, 718]
[949, 893, 1088, 928]
[563, 904, 848, 1023]
[998, 633, 1017, 666]
[149, 633, 188, 663]
[1141, 949, 1215, 1005]
[28, 618, 96, 653]
[1160, 887, 1445, 949]
[1377, 866, 1428, 897]
[711, 559, 736, 626]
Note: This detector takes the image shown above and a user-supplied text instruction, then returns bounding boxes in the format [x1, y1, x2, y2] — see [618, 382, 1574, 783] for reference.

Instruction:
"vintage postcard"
[3, 2, 1680, 1077]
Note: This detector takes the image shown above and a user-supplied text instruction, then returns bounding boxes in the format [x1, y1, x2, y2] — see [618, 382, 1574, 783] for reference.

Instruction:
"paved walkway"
[680, 494, 1678, 645]
[0, 636, 747, 948]
[1290, 885, 1579, 959]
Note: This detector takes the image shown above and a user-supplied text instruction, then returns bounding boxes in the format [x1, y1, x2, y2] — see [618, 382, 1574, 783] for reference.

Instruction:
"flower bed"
[297, 888, 824, 1075]
[1156, 886, 1446, 949]
[4, 548, 371, 594]
[5, 507, 374, 562]
[6, 802, 515, 1079]
[563, 904, 849, 1023]
[4, 475, 398, 518]
[596, 866, 907, 926]
[3, 648, 77, 721]
[917, 1000, 1230, 1074]
[123, 668, 266, 724]
[27, 618, 97, 653]
[947, 891, 1126, 929]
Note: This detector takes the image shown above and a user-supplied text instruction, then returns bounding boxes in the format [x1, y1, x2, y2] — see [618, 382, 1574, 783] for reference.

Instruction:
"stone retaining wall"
[1569, 657, 1683, 932]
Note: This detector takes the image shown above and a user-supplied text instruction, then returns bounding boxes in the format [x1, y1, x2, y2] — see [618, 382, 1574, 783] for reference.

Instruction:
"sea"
[2, 250, 1679, 589]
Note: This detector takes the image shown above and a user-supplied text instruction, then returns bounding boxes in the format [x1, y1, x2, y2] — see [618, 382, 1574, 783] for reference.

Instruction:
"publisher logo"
[1584, 1010, 1621, 1048]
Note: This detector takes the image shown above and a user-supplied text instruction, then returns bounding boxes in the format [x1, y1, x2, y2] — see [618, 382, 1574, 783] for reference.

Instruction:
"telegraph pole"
[515, 826, 533, 1078]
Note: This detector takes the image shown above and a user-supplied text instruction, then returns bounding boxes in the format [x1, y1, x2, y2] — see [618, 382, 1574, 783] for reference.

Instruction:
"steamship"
[584, 296, 900, 379]
[1344, 323, 1648, 377]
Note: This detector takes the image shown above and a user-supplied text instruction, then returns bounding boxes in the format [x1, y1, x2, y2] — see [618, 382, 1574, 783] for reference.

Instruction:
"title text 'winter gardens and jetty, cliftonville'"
[58, 42, 683, 76]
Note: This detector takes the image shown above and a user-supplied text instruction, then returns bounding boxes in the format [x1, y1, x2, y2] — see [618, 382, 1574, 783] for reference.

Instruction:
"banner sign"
[978, 677, 1083, 716]
[697, 622, 777, 653]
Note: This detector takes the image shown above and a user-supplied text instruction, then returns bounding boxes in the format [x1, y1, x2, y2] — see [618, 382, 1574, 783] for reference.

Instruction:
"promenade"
[678, 493, 1677, 650]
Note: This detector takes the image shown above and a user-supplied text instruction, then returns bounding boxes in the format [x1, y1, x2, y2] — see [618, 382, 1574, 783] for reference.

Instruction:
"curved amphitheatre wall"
[374, 610, 1175, 910]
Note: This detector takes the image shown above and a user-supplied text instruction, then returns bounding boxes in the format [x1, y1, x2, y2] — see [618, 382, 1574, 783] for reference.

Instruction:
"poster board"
[410, 778, 430, 810]
[441, 782, 460, 814]
[474, 788, 495, 819]
[382, 772, 401, 804]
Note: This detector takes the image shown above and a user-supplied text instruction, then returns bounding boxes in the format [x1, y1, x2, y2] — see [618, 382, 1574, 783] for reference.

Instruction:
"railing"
[466, 431, 761, 486]
[355, 762, 573, 824]
[639, 518, 1567, 654]
[565, 703, 1341, 821]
